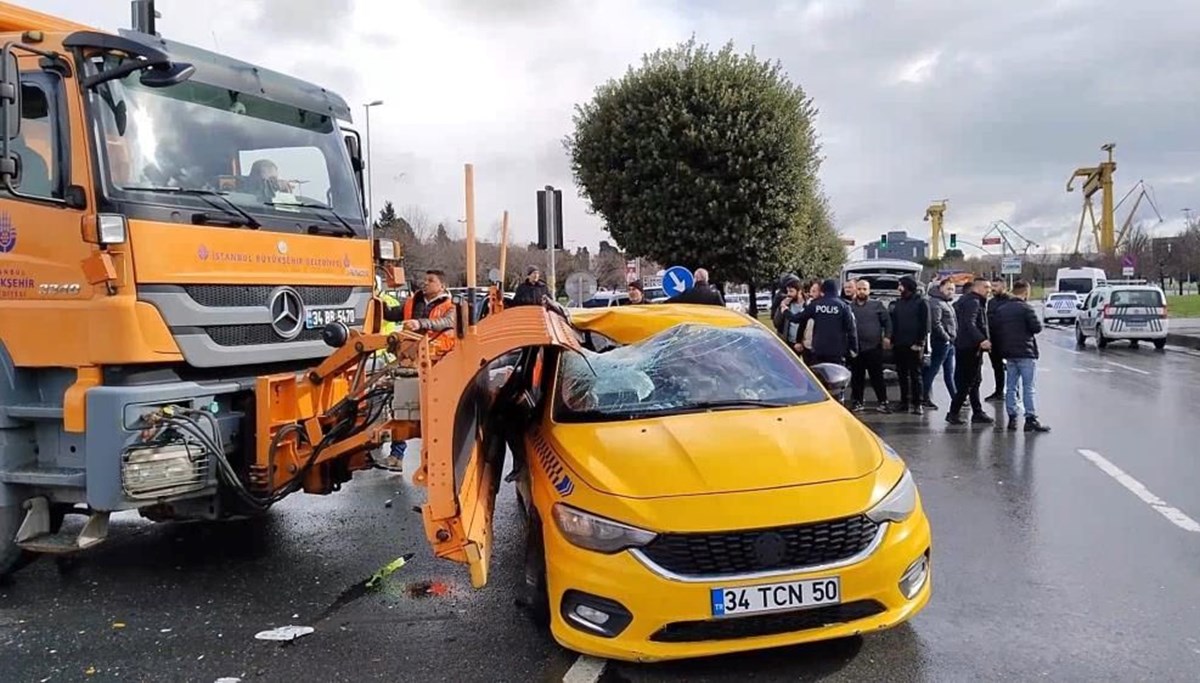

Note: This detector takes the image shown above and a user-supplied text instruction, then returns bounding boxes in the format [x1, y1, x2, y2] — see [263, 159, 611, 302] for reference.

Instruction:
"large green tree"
[566, 38, 822, 286]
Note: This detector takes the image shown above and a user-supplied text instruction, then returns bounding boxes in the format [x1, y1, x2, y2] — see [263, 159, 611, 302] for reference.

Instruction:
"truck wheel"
[0, 504, 24, 579]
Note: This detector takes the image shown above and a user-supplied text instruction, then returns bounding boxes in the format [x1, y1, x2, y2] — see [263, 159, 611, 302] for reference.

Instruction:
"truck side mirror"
[342, 129, 366, 217]
[0, 49, 20, 142]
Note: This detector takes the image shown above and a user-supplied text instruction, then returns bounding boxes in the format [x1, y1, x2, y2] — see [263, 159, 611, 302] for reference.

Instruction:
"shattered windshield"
[554, 323, 826, 421]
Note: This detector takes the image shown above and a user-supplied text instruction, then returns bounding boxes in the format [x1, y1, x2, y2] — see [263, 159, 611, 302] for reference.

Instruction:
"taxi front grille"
[182, 285, 354, 308]
[649, 600, 887, 642]
[204, 325, 325, 347]
[639, 515, 879, 578]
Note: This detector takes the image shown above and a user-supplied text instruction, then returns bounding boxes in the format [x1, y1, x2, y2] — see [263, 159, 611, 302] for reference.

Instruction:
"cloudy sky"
[27, 0, 1200, 256]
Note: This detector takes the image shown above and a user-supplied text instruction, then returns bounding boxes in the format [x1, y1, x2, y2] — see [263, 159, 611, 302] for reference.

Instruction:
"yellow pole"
[499, 210, 509, 290]
[464, 164, 477, 290]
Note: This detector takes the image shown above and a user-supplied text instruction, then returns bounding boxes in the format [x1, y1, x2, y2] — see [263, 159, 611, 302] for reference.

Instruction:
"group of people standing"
[772, 273, 1050, 432]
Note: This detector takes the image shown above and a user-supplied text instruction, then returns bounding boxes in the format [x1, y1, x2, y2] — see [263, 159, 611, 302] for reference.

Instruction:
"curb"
[1166, 333, 1200, 351]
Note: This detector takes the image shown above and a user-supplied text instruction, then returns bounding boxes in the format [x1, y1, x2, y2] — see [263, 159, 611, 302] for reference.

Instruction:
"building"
[865, 230, 928, 261]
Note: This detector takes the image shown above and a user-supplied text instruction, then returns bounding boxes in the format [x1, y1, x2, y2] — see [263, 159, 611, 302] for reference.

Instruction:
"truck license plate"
[305, 307, 355, 329]
[710, 577, 841, 617]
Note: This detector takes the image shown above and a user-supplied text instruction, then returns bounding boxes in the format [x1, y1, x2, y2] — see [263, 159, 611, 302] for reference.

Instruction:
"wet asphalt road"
[4, 323, 1200, 682]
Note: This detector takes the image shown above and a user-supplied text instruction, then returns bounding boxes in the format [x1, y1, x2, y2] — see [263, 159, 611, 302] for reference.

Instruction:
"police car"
[1042, 292, 1081, 325]
[1075, 282, 1169, 350]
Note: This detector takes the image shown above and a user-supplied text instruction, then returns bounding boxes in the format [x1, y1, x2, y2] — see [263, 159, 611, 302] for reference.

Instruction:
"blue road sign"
[662, 265, 694, 298]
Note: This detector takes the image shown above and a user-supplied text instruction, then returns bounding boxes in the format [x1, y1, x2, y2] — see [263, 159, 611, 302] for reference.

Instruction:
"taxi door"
[415, 303, 580, 587]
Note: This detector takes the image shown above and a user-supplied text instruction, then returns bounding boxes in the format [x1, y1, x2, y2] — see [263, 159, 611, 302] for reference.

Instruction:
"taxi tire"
[521, 515, 551, 629]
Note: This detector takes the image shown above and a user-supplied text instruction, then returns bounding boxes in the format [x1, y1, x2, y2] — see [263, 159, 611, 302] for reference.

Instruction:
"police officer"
[789, 279, 859, 366]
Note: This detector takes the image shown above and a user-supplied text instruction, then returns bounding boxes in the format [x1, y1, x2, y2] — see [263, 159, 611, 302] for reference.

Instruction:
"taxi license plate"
[305, 307, 355, 329]
[710, 577, 841, 617]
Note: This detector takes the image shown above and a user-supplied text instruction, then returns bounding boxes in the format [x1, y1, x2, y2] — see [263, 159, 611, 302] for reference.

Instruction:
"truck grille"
[649, 600, 886, 642]
[639, 515, 879, 578]
[205, 325, 326, 347]
[182, 285, 354, 308]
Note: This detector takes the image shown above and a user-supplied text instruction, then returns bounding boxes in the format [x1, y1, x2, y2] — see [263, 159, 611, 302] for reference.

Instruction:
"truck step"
[0, 466, 86, 487]
[15, 497, 108, 555]
[4, 403, 65, 421]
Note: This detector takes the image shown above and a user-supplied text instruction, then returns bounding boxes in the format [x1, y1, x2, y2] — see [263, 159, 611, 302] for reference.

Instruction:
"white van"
[1055, 267, 1107, 301]
[1075, 282, 1169, 350]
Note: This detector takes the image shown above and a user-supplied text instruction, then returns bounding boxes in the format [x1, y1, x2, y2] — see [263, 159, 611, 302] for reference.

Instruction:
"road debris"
[253, 625, 314, 642]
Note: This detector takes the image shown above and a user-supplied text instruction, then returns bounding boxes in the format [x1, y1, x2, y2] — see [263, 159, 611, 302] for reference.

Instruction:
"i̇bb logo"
[0, 212, 16, 253]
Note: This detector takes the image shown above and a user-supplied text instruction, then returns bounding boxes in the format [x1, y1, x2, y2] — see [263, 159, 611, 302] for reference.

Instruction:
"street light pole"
[363, 100, 384, 227]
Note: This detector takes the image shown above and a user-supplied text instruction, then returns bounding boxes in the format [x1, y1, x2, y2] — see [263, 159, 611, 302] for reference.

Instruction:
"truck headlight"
[552, 504, 657, 553]
[866, 469, 917, 523]
[121, 442, 208, 500]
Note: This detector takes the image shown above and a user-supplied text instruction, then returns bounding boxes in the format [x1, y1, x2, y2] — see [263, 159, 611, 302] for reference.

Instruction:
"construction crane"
[1112, 179, 1165, 248]
[923, 199, 948, 260]
[1067, 143, 1117, 255]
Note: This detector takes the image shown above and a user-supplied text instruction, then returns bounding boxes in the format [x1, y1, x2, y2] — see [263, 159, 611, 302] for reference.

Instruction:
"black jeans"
[988, 350, 1006, 396]
[851, 347, 888, 403]
[949, 348, 984, 413]
[893, 346, 923, 406]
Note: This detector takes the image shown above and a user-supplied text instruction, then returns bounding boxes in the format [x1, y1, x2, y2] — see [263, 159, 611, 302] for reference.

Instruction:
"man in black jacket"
[984, 277, 1011, 401]
[849, 279, 892, 413]
[790, 279, 859, 366]
[889, 276, 931, 415]
[511, 266, 549, 307]
[668, 268, 725, 306]
[946, 277, 995, 424]
[991, 280, 1051, 432]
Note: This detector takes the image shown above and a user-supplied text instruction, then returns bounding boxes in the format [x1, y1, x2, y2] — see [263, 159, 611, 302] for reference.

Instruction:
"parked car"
[1042, 292, 1081, 325]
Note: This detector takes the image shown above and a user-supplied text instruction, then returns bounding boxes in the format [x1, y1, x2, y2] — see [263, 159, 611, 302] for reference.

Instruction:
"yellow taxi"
[506, 304, 932, 662]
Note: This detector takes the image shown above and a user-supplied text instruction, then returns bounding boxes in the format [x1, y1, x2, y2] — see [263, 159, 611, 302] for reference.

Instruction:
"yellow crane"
[923, 199, 948, 259]
[1067, 143, 1117, 255]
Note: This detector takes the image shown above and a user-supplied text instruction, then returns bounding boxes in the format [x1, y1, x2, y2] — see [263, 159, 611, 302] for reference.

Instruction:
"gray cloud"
[250, 0, 355, 39]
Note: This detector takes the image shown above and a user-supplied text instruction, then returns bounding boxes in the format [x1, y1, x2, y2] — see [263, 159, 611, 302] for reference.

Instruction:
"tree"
[566, 37, 822, 287]
[791, 191, 844, 280]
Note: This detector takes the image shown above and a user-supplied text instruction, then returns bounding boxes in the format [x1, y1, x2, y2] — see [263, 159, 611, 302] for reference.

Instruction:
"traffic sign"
[662, 266, 694, 298]
[1001, 256, 1022, 275]
[487, 268, 501, 283]
[565, 271, 597, 306]
[1122, 266, 1135, 277]
[1121, 254, 1136, 277]
[840, 238, 856, 246]
[625, 260, 638, 283]
[982, 237, 1003, 246]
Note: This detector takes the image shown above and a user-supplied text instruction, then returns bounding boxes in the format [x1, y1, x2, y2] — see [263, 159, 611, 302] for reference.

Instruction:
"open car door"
[414, 303, 581, 588]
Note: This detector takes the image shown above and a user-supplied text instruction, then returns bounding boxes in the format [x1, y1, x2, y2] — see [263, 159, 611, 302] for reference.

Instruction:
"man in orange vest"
[378, 269, 457, 473]
[382, 269, 458, 359]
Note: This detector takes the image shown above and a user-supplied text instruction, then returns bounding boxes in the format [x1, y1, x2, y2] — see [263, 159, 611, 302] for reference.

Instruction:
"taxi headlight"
[551, 504, 657, 554]
[866, 469, 917, 523]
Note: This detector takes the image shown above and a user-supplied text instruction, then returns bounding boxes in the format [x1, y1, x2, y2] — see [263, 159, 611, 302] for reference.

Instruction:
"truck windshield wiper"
[266, 200, 358, 237]
[124, 186, 261, 229]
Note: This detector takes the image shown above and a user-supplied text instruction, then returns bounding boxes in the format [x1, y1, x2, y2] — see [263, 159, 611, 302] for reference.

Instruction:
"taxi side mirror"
[811, 363, 852, 394]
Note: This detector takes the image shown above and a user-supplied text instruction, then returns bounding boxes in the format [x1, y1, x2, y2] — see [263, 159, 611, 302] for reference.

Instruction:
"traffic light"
[949, 233, 957, 249]
[879, 233, 888, 248]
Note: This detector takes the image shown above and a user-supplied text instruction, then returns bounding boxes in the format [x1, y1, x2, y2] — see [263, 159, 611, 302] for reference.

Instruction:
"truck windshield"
[554, 323, 826, 422]
[88, 57, 364, 235]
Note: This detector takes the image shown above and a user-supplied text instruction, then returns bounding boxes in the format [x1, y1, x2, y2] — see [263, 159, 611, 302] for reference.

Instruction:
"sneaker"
[851, 401, 865, 413]
[971, 412, 995, 425]
[984, 393, 1003, 402]
[910, 404, 924, 416]
[921, 399, 939, 410]
[876, 402, 893, 414]
[895, 402, 910, 414]
[945, 412, 965, 425]
[1025, 417, 1051, 433]
[1007, 415, 1019, 431]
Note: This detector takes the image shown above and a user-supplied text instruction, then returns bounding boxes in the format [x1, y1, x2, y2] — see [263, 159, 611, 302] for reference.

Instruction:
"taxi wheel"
[521, 515, 551, 629]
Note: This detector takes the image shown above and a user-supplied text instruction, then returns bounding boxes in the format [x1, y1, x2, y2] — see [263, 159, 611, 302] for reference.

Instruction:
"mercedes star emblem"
[268, 287, 304, 340]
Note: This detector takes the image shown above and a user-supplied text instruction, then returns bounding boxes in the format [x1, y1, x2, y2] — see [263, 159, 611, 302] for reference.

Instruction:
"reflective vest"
[378, 292, 401, 335]
[403, 294, 458, 357]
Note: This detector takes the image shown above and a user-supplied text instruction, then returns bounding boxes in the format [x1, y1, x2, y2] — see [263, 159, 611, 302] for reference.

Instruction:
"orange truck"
[0, 1, 404, 577]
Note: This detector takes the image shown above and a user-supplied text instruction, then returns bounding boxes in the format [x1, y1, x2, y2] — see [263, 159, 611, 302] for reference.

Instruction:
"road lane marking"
[563, 655, 607, 683]
[1077, 449, 1200, 533]
[1105, 361, 1151, 376]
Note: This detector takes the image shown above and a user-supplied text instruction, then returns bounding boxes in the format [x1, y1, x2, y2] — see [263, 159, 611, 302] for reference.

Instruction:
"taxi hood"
[544, 400, 883, 499]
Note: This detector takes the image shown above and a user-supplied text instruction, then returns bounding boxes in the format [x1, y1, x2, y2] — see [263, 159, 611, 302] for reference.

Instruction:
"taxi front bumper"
[543, 498, 933, 663]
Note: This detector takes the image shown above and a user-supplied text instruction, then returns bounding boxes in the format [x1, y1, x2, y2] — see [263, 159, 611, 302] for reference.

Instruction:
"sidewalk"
[1168, 318, 1200, 350]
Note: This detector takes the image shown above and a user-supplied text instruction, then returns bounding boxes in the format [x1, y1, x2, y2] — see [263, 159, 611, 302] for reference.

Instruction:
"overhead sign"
[982, 237, 1003, 246]
[662, 266, 694, 298]
[565, 271, 597, 306]
[840, 238, 856, 246]
[1001, 256, 1022, 275]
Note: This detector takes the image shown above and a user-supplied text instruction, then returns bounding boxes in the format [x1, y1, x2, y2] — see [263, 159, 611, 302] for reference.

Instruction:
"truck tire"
[0, 503, 24, 579]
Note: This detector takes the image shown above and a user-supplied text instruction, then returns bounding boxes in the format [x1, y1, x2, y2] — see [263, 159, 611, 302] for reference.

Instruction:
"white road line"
[1105, 361, 1151, 376]
[563, 655, 607, 683]
[1077, 449, 1200, 533]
